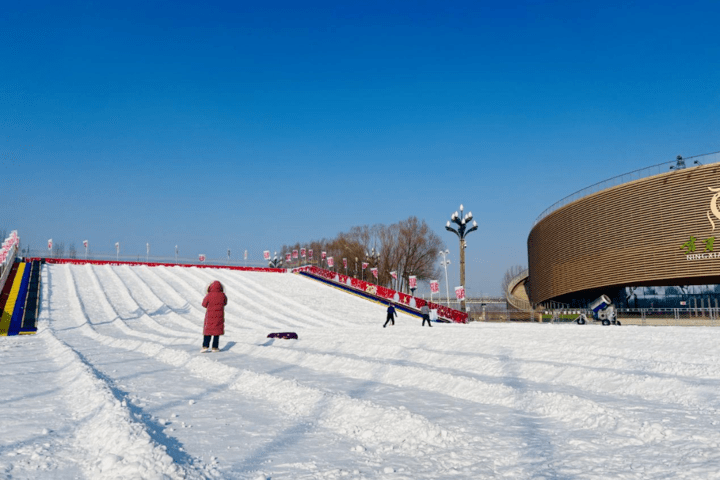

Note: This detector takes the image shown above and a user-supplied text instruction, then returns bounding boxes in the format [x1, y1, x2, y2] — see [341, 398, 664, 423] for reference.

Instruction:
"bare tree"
[52, 241, 65, 258]
[281, 216, 446, 292]
[501, 265, 526, 295]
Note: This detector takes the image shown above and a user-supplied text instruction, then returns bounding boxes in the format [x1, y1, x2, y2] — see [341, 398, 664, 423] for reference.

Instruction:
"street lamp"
[354, 257, 358, 278]
[268, 251, 283, 268]
[439, 249, 451, 307]
[445, 204, 477, 312]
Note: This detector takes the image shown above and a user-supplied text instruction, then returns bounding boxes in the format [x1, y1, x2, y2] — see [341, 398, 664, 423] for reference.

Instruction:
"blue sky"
[2, 0, 719, 295]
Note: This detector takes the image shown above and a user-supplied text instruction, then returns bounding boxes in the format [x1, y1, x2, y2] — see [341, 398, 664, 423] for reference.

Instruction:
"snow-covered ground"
[3, 264, 720, 479]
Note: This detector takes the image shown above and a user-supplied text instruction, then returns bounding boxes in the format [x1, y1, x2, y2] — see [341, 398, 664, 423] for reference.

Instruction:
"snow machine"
[575, 295, 621, 326]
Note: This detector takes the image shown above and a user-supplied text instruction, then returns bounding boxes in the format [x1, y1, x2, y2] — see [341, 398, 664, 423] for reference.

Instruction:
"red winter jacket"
[202, 281, 227, 336]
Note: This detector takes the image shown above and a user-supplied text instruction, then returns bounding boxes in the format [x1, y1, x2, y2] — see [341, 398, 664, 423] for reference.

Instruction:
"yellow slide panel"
[0, 263, 26, 336]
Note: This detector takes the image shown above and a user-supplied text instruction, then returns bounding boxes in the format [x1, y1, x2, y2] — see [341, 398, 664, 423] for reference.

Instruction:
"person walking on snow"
[202, 280, 227, 352]
[384, 302, 397, 328]
[421, 303, 432, 327]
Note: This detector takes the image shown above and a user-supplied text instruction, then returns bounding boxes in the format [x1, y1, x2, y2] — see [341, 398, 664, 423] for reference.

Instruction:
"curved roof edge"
[533, 152, 720, 227]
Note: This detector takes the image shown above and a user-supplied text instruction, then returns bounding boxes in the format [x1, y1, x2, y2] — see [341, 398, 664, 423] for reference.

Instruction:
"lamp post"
[439, 249, 451, 307]
[445, 204, 477, 312]
[354, 257, 358, 278]
[268, 251, 283, 268]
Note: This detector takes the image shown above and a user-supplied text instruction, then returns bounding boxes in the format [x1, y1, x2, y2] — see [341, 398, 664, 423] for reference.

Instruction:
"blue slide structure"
[0, 259, 41, 336]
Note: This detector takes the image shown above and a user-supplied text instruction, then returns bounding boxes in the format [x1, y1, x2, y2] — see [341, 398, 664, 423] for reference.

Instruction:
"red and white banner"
[293, 265, 468, 323]
[309, 249, 313, 259]
[48, 239, 52, 250]
[321, 251, 326, 260]
[390, 271, 397, 279]
[455, 286, 466, 301]
[409, 275, 417, 289]
[83, 240, 88, 249]
[371, 267, 378, 278]
[301, 248, 306, 258]
[362, 262, 368, 270]
[199, 254, 206, 262]
[327, 256, 334, 267]
[263, 250, 270, 260]
[244, 250, 248, 260]
[292, 249, 298, 259]
[430, 280, 439, 293]
[342, 258, 347, 268]
[285, 253, 291, 262]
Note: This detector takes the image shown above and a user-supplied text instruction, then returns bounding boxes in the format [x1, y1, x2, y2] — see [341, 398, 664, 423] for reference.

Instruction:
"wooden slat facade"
[528, 162, 720, 304]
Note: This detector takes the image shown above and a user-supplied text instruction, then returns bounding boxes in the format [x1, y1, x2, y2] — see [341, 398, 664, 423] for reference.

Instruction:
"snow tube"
[576, 318, 586, 325]
[267, 332, 298, 340]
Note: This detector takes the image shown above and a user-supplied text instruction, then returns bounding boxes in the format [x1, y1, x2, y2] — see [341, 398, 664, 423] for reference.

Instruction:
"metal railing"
[20, 249, 271, 268]
[542, 307, 720, 326]
[505, 269, 533, 312]
[534, 152, 720, 226]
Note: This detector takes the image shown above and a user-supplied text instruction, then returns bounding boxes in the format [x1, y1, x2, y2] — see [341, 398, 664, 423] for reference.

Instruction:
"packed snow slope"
[3, 264, 720, 479]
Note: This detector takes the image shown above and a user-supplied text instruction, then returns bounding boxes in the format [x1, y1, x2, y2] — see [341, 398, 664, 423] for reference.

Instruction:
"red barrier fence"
[295, 266, 468, 323]
[29, 257, 286, 274]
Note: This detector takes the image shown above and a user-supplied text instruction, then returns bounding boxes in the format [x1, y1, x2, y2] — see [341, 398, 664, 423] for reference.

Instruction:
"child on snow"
[202, 280, 227, 352]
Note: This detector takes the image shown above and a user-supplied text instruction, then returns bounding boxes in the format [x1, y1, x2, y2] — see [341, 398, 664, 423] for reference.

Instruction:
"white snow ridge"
[3, 263, 720, 479]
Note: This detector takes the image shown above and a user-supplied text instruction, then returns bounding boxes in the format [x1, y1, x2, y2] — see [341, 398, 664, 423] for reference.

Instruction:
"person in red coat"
[202, 280, 227, 352]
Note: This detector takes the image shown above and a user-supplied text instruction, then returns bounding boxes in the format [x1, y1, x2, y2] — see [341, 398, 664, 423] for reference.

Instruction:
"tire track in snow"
[41, 265, 205, 480]
[160, 266, 296, 331]
[208, 269, 341, 327]
[69, 264, 190, 346]
[55, 264, 483, 473]
[279, 332, 720, 413]
[94, 264, 194, 340]
[131, 265, 206, 332]
[188, 267, 322, 329]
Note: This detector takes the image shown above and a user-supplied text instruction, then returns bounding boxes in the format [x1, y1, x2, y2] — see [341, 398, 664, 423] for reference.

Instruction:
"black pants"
[384, 315, 395, 327]
[203, 335, 220, 349]
[422, 315, 432, 327]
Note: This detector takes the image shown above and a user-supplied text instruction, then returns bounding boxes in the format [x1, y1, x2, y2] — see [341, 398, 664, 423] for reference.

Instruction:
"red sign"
[362, 262, 368, 270]
[390, 271, 397, 279]
[263, 250, 270, 260]
[301, 248, 306, 258]
[285, 253, 291, 262]
[371, 267, 378, 278]
[292, 249, 298, 259]
[409, 275, 417, 289]
[48, 239, 52, 250]
[83, 240, 88, 248]
[199, 254, 206, 262]
[430, 280, 439, 293]
[343, 258, 347, 268]
[321, 251, 326, 259]
[327, 257, 334, 267]
[455, 286, 466, 300]
[309, 249, 313, 259]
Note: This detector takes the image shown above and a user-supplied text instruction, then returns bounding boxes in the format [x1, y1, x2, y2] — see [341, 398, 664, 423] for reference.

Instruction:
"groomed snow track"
[3, 263, 720, 479]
